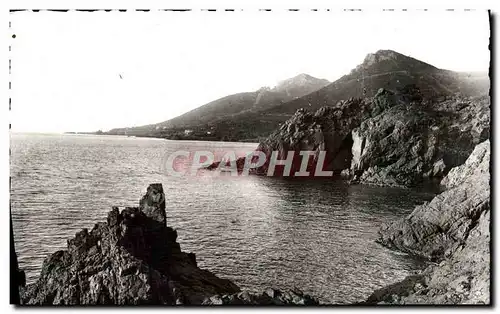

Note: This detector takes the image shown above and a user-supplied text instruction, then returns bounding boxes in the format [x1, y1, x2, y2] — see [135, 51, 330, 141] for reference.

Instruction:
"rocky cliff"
[364, 140, 490, 304]
[209, 87, 489, 187]
[19, 184, 318, 305]
[349, 94, 489, 187]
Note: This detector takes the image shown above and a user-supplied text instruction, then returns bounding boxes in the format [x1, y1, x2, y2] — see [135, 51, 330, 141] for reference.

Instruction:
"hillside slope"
[106, 74, 330, 137]
[103, 50, 488, 141]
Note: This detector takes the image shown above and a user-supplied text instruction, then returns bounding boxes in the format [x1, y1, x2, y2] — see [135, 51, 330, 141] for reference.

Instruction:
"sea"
[10, 133, 437, 304]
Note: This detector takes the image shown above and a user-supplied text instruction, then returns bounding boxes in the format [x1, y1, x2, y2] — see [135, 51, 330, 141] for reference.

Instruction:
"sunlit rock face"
[204, 84, 489, 187]
[349, 94, 489, 187]
[365, 140, 490, 304]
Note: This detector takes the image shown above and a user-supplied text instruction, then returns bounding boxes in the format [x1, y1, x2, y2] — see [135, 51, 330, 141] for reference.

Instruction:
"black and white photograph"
[6, 6, 493, 307]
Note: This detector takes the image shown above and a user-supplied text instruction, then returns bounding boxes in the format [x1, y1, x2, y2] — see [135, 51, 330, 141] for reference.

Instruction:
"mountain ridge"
[106, 73, 330, 135]
[102, 49, 489, 141]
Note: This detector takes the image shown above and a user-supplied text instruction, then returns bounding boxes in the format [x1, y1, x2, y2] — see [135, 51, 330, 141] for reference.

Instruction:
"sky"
[9, 10, 490, 133]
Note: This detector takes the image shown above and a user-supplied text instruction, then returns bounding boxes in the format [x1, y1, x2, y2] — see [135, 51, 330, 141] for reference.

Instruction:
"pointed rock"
[139, 183, 166, 226]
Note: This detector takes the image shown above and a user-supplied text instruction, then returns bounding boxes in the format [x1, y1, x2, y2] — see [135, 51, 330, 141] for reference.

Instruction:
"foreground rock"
[365, 140, 490, 304]
[10, 214, 26, 304]
[20, 184, 322, 305]
[21, 184, 240, 305]
[203, 288, 319, 305]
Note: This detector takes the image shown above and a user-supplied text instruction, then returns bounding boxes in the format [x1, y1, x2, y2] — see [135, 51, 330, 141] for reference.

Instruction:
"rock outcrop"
[364, 140, 490, 304]
[350, 95, 489, 187]
[10, 213, 26, 304]
[206, 89, 396, 176]
[251, 97, 374, 177]
[139, 183, 167, 225]
[20, 184, 241, 305]
[202, 288, 318, 305]
[206, 87, 489, 188]
[19, 184, 322, 305]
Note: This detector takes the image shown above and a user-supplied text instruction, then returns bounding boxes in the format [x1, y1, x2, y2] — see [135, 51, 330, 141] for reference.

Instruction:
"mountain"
[105, 74, 330, 136]
[103, 50, 489, 141]
[273, 73, 330, 98]
[264, 50, 489, 115]
[164, 72, 329, 128]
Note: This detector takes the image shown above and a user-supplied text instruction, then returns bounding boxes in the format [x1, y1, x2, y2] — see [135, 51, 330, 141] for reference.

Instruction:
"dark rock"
[202, 288, 319, 305]
[203, 86, 489, 188]
[139, 183, 166, 226]
[21, 184, 240, 305]
[351, 96, 490, 187]
[10, 214, 25, 304]
[187, 252, 197, 267]
[251, 97, 374, 177]
[364, 275, 426, 304]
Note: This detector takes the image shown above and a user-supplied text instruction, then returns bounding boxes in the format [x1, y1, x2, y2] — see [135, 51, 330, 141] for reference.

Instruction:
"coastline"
[14, 139, 490, 304]
[364, 140, 490, 304]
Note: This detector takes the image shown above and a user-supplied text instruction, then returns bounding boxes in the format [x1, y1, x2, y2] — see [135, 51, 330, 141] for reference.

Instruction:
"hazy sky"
[9, 10, 490, 133]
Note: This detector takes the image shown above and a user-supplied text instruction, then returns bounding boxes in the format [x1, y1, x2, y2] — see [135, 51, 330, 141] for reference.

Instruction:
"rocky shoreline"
[364, 140, 490, 304]
[15, 139, 491, 305]
[17, 184, 319, 305]
[14, 87, 490, 305]
[16, 138, 491, 305]
[207, 88, 489, 189]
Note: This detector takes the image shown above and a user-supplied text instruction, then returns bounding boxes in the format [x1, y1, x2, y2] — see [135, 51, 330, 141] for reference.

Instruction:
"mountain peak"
[353, 49, 438, 76]
[272, 74, 330, 98]
[274, 73, 329, 91]
[363, 50, 400, 65]
[293, 73, 315, 80]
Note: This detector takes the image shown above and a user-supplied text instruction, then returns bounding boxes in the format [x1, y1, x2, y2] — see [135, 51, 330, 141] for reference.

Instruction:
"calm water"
[10, 133, 435, 304]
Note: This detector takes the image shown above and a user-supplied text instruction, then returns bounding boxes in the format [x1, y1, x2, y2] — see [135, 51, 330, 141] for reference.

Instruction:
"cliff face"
[251, 97, 374, 177]
[237, 87, 489, 187]
[19, 184, 319, 305]
[349, 95, 489, 187]
[376, 140, 490, 260]
[365, 140, 490, 304]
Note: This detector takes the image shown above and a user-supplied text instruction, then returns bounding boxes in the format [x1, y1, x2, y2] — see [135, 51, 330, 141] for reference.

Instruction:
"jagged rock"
[440, 140, 490, 189]
[139, 183, 166, 226]
[350, 96, 489, 187]
[20, 185, 240, 305]
[204, 87, 488, 188]
[202, 288, 319, 305]
[366, 208, 490, 305]
[250, 97, 374, 177]
[365, 140, 490, 304]
[371, 88, 397, 116]
[364, 275, 426, 304]
[376, 140, 490, 260]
